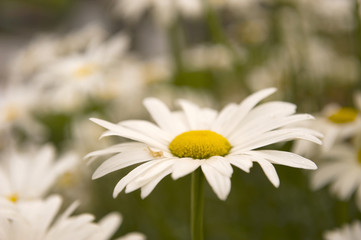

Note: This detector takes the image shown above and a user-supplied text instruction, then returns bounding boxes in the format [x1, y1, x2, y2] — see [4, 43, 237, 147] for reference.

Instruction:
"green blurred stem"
[167, 18, 184, 74]
[201, 0, 251, 94]
[191, 169, 205, 240]
[201, 0, 227, 45]
[353, 0, 361, 89]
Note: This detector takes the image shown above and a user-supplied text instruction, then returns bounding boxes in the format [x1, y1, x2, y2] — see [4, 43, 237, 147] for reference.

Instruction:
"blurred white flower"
[324, 221, 361, 240]
[183, 44, 233, 71]
[32, 33, 130, 112]
[0, 85, 45, 139]
[0, 144, 77, 202]
[113, 0, 202, 26]
[311, 143, 361, 210]
[0, 195, 145, 240]
[8, 22, 107, 83]
[86, 88, 321, 200]
[292, 101, 361, 158]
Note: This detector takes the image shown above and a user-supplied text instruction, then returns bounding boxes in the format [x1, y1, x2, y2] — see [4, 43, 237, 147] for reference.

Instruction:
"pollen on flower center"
[7, 193, 19, 203]
[168, 130, 231, 159]
[328, 107, 358, 124]
[73, 64, 97, 78]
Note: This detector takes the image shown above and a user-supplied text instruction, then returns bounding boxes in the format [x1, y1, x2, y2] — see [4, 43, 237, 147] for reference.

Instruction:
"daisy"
[324, 221, 361, 240]
[292, 95, 361, 158]
[113, 0, 203, 26]
[86, 88, 321, 201]
[0, 85, 45, 139]
[0, 195, 146, 240]
[311, 142, 361, 210]
[32, 33, 129, 112]
[0, 144, 78, 203]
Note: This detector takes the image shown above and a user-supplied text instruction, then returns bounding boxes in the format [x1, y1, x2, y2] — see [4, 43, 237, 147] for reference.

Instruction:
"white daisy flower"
[324, 221, 361, 240]
[0, 195, 146, 240]
[32, 33, 129, 112]
[292, 99, 361, 158]
[311, 143, 361, 210]
[0, 144, 77, 203]
[113, 0, 203, 26]
[86, 88, 321, 200]
[0, 85, 45, 139]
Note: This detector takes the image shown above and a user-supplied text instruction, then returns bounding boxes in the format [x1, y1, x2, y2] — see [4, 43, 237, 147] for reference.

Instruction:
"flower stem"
[191, 168, 205, 240]
[353, 0, 361, 90]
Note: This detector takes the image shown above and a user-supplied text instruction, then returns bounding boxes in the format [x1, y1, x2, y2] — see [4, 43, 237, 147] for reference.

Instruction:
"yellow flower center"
[7, 193, 19, 203]
[168, 130, 231, 159]
[73, 64, 97, 79]
[58, 172, 75, 187]
[328, 107, 358, 124]
[5, 104, 19, 122]
[357, 149, 361, 164]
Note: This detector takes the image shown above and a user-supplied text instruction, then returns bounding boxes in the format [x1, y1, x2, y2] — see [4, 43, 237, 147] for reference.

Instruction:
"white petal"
[125, 159, 174, 193]
[217, 88, 277, 136]
[232, 128, 322, 153]
[229, 113, 314, 143]
[140, 168, 173, 199]
[226, 155, 253, 173]
[177, 99, 201, 130]
[115, 232, 147, 240]
[311, 162, 347, 190]
[90, 212, 122, 240]
[249, 155, 280, 187]
[113, 160, 163, 198]
[171, 158, 203, 180]
[250, 150, 317, 169]
[211, 103, 238, 132]
[84, 142, 146, 164]
[120, 120, 172, 144]
[91, 118, 168, 151]
[92, 147, 155, 179]
[206, 156, 233, 177]
[143, 98, 186, 135]
[330, 168, 361, 200]
[201, 164, 231, 200]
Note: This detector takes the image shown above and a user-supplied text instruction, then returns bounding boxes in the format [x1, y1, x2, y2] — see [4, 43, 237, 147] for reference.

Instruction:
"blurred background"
[1, 0, 361, 239]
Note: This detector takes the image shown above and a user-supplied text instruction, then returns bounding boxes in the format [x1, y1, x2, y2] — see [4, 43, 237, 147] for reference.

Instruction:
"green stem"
[191, 169, 205, 240]
[353, 0, 361, 90]
[167, 18, 184, 75]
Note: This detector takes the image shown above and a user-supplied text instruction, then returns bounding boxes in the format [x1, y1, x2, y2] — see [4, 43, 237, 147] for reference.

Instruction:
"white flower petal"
[143, 98, 186, 135]
[91, 118, 168, 151]
[211, 103, 238, 132]
[226, 155, 253, 173]
[89, 212, 122, 240]
[232, 128, 322, 153]
[125, 159, 174, 193]
[120, 120, 172, 144]
[92, 147, 156, 179]
[112, 160, 162, 198]
[115, 232, 147, 240]
[217, 88, 277, 136]
[201, 164, 231, 200]
[206, 156, 233, 177]
[177, 99, 201, 130]
[140, 168, 172, 199]
[249, 150, 317, 169]
[84, 142, 146, 165]
[330, 168, 361, 200]
[229, 113, 314, 143]
[311, 162, 347, 190]
[171, 158, 203, 180]
[249, 155, 280, 187]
